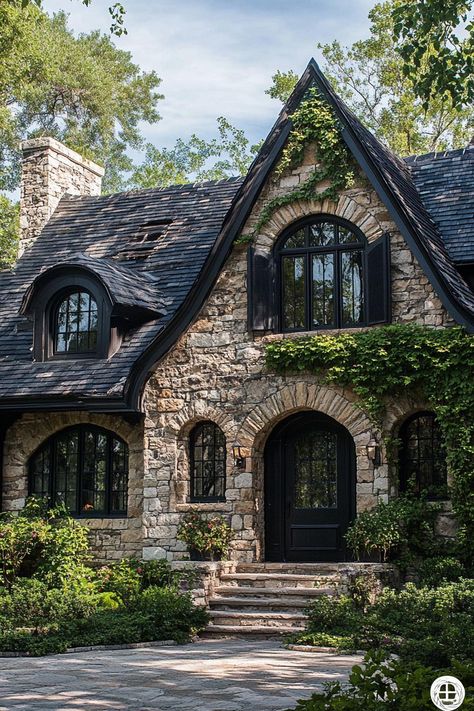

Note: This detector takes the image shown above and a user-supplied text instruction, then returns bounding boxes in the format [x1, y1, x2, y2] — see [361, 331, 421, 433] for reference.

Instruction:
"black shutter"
[366, 232, 391, 325]
[247, 246, 276, 331]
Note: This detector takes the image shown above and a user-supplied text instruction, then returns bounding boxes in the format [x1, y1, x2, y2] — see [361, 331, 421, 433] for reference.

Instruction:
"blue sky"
[43, 0, 374, 153]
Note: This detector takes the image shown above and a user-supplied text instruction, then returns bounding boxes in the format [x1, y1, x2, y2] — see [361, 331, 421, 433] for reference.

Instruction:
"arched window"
[53, 289, 98, 355]
[29, 425, 128, 515]
[190, 422, 226, 502]
[278, 217, 366, 331]
[399, 412, 447, 498]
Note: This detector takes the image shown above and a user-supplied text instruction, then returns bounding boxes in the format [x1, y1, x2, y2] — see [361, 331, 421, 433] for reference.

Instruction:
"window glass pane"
[282, 256, 306, 330]
[191, 423, 226, 500]
[294, 430, 338, 509]
[401, 413, 447, 498]
[29, 427, 128, 517]
[283, 229, 305, 249]
[54, 290, 98, 355]
[341, 251, 364, 325]
[312, 254, 335, 327]
[309, 223, 336, 247]
[338, 226, 360, 244]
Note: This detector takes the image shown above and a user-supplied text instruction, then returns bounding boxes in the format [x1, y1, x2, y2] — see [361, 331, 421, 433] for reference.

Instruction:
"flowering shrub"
[177, 511, 234, 559]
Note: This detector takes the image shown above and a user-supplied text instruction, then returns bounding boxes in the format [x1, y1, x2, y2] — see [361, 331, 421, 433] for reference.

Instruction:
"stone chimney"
[19, 137, 105, 257]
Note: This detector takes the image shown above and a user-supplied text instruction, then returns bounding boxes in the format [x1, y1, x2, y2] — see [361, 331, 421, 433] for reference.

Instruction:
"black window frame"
[190, 421, 227, 503]
[28, 424, 129, 517]
[276, 216, 368, 333]
[52, 287, 99, 358]
[399, 411, 448, 500]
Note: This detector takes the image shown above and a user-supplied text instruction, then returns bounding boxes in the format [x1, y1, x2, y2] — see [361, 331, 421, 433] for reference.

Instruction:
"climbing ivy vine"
[244, 87, 356, 241]
[265, 324, 474, 560]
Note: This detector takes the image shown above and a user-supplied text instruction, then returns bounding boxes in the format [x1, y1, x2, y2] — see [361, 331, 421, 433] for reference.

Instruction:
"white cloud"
[42, 0, 374, 151]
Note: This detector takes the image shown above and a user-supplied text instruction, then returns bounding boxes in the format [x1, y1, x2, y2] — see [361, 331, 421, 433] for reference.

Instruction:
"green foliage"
[0, 498, 90, 590]
[177, 511, 234, 559]
[298, 580, 474, 667]
[292, 651, 474, 710]
[10, 0, 127, 37]
[0, 2, 162, 193]
[345, 494, 442, 566]
[128, 117, 261, 189]
[418, 556, 466, 588]
[269, 2, 473, 155]
[265, 69, 300, 102]
[96, 558, 141, 607]
[0, 197, 18, 269]
[131, 585, 209, 643]
[265, 324, 474, 556]
[392, 0, 474, 111]
[249, 88, 356, 238]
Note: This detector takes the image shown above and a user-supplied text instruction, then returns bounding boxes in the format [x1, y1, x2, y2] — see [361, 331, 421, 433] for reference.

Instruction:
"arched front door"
[264, 412, 356, 562]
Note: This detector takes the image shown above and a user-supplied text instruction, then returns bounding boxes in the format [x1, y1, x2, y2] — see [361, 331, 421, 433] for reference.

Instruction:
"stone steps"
[203, 563, 346, 637]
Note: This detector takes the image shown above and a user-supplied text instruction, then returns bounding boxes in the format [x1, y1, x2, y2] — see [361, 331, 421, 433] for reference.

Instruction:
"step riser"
[215, 586, 334, 598]
[219, 575, 339, 589]
[209, 619, 305, 628]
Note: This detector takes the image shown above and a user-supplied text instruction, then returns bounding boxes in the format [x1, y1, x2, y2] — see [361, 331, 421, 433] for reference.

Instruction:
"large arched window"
[29, 425, 128, 515]
[190, 422, 226, 502]
[53, 289, 98, 356]
[278, 217, 367, 332]
[399, 412, 447, 498]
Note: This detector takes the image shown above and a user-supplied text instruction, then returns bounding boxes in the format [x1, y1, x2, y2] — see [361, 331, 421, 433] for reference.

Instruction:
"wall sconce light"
[232, 443, 246, 470]
[367, 443, 382, 467]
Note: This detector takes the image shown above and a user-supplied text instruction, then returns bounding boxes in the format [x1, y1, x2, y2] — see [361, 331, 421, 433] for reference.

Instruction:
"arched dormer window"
[190, 421, 226, 502]
[399, 411, 448, 499]
[53, 289, 98, 355]
[29, 425, 128, 516]
[247, 216, 391, 333]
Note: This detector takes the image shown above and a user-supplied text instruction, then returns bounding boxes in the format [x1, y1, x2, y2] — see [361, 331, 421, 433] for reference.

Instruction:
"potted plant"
[177, 511, 234, 561]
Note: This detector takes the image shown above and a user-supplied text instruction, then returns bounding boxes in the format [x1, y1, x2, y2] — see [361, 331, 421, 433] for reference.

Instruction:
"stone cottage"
[1, 59, 473, 579]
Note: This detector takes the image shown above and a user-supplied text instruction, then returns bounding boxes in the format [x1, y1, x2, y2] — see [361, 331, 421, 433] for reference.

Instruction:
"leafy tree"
[267, 2, 473, 155]
[392, 0, 474, 110]
[0, 197, 19, 270]
[9, 0, 127, 36]
[129, 117, 261, 189]
[265, 69, 300, 103]
[0, 1, 162, 194]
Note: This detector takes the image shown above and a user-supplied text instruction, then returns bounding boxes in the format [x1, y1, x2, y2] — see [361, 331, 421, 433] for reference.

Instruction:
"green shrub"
[96, 559, 141, 607]
[177, 511, 234, 558]
[131, 585, 209, 643]
[300, 580, 474, 666]
[0, 498, 90, 590]
[418, 556, 466, 587]
[345, 494, 441, 566]
[292, 651, 474, 710]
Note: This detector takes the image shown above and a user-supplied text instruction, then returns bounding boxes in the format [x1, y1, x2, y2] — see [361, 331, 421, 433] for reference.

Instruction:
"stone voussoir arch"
[254, 193, 385, 252]
[236, 383, 378, 455]
[165, 403, 236, 443]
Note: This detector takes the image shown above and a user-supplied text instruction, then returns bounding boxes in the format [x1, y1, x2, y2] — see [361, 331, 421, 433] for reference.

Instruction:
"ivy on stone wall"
[245, 88, 356, 241]
[265, 324, 474, 559]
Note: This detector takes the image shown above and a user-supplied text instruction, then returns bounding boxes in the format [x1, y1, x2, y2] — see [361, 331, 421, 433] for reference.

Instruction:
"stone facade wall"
[138, 148, 454, 562]
[2, 412, 144, 562]
[3, 142, 456, 562]
[19, 137, 104, 257]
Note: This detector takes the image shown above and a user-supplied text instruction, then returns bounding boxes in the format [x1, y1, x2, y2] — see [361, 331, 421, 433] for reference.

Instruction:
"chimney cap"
[20, 137, 105, 177]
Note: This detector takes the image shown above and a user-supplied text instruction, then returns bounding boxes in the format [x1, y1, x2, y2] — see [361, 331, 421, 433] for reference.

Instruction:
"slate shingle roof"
[406, 147, 474, 265]
[0, 178, 242, 407]
[21, 253, 168, 318]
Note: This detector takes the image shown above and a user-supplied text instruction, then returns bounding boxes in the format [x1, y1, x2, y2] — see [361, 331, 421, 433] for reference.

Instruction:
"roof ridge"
[404, 146, 473, 164]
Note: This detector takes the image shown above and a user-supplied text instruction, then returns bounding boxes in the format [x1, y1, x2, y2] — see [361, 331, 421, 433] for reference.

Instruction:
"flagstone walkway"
[0, 638, 361, 710]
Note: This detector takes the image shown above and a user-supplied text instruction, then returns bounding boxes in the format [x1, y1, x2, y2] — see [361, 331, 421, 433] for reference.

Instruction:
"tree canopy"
[392, 0, 474, 110]
[267, 1, 473, 156]
[9, 0, 127, 35]
[0, 1, 162, 194]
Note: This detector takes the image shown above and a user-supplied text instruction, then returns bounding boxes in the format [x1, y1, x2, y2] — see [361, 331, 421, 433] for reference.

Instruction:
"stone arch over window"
[398, 411, 447, 499]
[28, 424, 129, 516]
[189, 421, 227, 502]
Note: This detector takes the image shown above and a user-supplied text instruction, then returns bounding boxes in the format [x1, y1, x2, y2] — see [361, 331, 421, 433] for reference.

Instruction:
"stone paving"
[0, 638, 361, 710]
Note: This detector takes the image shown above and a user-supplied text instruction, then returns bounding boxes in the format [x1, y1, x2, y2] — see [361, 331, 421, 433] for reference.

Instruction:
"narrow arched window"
[190, 422, 226, 502]
[29, 425, 128, 515]
[54, 290, 98, 355]
[278, 217, 366, 331]
[399, 412, 447, 499]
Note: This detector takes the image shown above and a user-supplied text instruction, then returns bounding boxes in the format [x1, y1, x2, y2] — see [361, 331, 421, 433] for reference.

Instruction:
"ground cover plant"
[0, 499, 208, 655]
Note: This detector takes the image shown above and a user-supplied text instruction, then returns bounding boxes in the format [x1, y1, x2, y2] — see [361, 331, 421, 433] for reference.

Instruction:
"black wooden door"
[264, 412, 355, 562]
